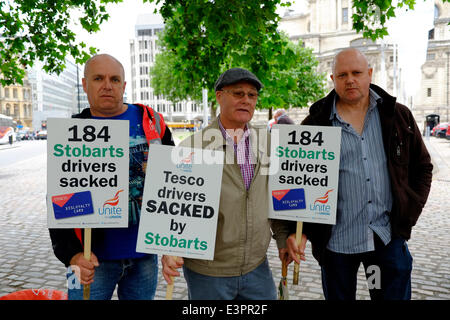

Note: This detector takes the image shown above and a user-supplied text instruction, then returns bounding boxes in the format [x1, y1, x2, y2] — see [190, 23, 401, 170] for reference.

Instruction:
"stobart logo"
[176, 152, 194, 172]
[98, 189, 124, 218]
[310, 189, 333, 215]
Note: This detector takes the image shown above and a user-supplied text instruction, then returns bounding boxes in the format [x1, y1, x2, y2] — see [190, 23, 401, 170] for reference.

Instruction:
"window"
[342, 8, 348, 23]
[13, 88, 18, 98]
[137, 29, 152, 36]
[427, 53, 436, 60]
[434, 4, 440, 20]
[428, 28, 434, 40]
[427, 88, 432, 97]
[5, 88, 9, 98]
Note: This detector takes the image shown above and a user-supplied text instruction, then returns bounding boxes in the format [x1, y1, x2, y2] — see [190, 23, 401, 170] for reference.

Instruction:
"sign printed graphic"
[47, 118, 129, 228]
[272, 189, 306, 211]
[136, 144, 223, 260]
[269, 125, 341, 224]
[52, 191, 94, 219]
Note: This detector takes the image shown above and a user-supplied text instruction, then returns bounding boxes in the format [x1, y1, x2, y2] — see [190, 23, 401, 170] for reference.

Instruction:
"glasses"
[221, 89, 259, 100]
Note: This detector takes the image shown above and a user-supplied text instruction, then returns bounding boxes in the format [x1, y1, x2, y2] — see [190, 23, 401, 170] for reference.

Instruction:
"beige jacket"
[179, 117, 271, 276]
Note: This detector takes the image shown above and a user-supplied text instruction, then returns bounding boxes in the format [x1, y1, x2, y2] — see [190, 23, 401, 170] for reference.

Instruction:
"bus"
[0, 114, 17, 144]
[166, 122, 195, 131]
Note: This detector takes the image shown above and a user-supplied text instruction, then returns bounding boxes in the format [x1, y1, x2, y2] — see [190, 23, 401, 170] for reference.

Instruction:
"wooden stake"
[165, 255, 178, 300]
[166, 276, 174, 300]
[293, 222, 303, 285]
[83, 228, 92, 300]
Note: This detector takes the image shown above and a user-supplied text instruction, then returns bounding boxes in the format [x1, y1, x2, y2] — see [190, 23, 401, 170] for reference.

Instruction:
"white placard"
[269, 124, 341, 225]
[47, 118, 129, 228]
[136, 144, 223, 260]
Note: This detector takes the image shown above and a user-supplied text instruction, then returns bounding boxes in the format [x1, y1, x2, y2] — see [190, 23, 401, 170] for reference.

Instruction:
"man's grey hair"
[273, 108, 287, 119]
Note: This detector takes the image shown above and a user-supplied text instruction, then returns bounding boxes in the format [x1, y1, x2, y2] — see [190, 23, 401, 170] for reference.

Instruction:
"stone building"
[0, 77, 33, 129]
[129, 14, 203, 123]
[258, 0, 450, 127]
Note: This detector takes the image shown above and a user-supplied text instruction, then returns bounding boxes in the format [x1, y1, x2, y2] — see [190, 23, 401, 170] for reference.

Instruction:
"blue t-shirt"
[91, 104, 150, 260]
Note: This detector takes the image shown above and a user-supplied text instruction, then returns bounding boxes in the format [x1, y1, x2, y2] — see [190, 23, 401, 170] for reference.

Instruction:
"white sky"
[72, 0, 161, 99]
[385, 0, 435, 99]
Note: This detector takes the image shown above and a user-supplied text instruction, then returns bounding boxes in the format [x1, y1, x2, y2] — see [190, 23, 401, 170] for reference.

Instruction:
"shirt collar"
[329, 88, 383, 121]
[218, 115, 250, 146]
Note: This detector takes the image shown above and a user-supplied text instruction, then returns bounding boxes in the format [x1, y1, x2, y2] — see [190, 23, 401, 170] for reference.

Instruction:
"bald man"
[49, 54, 174, 300]
[272, 48, 432, 300]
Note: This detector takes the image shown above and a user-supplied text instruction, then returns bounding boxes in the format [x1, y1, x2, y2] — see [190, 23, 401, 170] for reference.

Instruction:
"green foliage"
[149, 0, 325, 115]
[0, 0, 121, 86]
[352, 0, 450, 41]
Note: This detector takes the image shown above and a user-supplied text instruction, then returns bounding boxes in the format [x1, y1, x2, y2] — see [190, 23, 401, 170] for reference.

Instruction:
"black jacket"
[288, 84, 433, 265]
[49, 105, 174, 267]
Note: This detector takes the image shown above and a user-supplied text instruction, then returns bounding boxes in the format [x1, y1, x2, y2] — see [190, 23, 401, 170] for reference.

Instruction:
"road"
[0, 136, 448, 300]
[0, 140, 47, 167]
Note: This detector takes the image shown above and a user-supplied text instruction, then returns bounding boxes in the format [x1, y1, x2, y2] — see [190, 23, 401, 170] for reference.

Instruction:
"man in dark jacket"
[274, 48, 433, 300]
[49, 54, 174, 300]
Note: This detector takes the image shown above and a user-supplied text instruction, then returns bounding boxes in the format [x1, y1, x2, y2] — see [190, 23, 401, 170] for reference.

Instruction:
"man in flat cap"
[161, 68, 277, 300]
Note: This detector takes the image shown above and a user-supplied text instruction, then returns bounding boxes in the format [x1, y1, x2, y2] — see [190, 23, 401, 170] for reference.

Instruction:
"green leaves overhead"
[149, 0, 325, 112]
[0, 0, 121, 85]
[352, 0, 428, 41]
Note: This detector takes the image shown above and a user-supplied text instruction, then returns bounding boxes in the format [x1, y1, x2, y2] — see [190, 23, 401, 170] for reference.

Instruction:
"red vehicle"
[431, 122, 449, 138]
[446, 124, 450, 140]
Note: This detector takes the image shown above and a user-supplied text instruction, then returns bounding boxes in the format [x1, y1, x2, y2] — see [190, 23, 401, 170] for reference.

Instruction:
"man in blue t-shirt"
[49, 54, 174, 300]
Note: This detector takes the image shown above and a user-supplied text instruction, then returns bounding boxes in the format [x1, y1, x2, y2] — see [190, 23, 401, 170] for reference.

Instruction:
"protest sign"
[47, 118, 129, 228]
[269, 124, 341, 284]
[269, 124, 341, 225]
[136, 144, 223, 261]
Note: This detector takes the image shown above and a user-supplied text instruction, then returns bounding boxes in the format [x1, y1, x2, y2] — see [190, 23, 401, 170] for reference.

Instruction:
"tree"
[352, 0, 450, 41]
[1, 0, 446, 86]
[0, 0, 121, 86]
[149, 0, 326, 119]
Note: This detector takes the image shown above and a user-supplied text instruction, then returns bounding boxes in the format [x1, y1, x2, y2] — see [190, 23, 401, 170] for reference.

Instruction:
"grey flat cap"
[214, 68, 263, 92]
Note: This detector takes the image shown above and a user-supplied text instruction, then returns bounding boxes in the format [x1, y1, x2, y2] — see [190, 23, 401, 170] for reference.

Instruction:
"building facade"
[0, 77, 33, 129]
[276, 0, 450, 126]
[28, 59, 80, 130]
[129, 14, 203, 123]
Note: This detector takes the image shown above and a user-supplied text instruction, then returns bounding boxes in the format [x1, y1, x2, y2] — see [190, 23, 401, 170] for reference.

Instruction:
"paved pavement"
[0, 137, 449, 300]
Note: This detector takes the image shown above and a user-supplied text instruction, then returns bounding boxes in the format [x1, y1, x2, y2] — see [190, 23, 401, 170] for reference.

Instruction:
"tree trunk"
[210, 101, 217, 122]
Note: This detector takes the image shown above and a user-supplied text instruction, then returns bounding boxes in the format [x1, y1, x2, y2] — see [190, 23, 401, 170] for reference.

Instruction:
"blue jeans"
[183, 258, 277, 300]
[67, 254, 158, 300]
[321, 236, 413, 300]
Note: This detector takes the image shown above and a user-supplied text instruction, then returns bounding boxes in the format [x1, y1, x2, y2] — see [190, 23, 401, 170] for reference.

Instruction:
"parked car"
[446, 124, 450, 140]
[431, 122, 449, 138]
[17, 130, 33, 141]
[37, 130, 47, 140]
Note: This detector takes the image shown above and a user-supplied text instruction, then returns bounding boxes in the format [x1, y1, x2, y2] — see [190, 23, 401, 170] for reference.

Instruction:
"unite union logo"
[314, 189, 334, 204]
[103, 189, 124, 207]
[176, 152, 194, 172]
[98, 189, 124, 218]
[310, 189, 334, 215]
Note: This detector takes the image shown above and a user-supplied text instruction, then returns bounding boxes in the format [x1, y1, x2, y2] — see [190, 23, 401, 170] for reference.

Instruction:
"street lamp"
[77, 65, 81, 114]
[446, 51, 449, 122]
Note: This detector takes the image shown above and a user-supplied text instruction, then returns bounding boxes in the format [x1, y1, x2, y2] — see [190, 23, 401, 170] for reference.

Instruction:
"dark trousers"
[321, 235, 413, 300]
